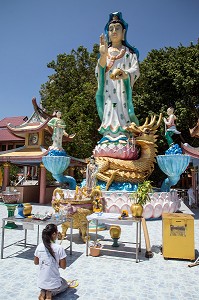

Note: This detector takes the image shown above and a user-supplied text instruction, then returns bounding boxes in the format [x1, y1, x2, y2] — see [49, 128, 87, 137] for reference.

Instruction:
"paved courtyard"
[0, 200, 199, 300]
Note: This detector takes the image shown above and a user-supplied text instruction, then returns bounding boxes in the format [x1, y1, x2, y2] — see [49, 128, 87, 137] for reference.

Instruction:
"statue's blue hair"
[104, 12, 139, 60]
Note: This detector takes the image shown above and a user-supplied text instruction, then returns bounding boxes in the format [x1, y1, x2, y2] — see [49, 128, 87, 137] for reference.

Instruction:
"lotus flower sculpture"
[94, 143, 140, 160]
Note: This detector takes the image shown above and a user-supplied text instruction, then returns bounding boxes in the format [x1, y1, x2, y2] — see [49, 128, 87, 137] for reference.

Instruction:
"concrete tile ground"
[0, 200, 199, 300]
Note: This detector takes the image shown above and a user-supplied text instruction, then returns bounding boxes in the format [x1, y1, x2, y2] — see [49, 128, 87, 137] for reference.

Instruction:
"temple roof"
[181, 143, 199, 159]
[7, 119, 49, 138]
[0, 146, 48, 165]
[0, 128, 24, 142]
[0, 145, 86, 166]
[0, 116, 27, 128]
[0, 116, 27, 142]
[3, 98, 73, 142]
[0, 98, 85, 166]
[6, 99, 50, 138]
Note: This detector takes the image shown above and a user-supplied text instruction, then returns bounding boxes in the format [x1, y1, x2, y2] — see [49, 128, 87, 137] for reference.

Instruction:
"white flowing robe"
[95, 46, 140, 139]
[48, 117, 66, 150]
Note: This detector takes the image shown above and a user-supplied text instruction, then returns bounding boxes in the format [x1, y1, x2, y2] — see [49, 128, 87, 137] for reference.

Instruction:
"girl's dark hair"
[42, 224, 58, 259]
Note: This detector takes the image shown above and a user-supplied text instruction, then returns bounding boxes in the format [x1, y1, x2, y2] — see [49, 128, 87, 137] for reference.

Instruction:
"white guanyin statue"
[95, 11, 140, 144]
[94, 12, 140, 159]
[91, 12, 162, 191]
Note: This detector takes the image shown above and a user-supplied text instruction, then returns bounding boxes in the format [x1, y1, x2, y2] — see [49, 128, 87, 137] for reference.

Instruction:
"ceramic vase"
[16, 203, 25, 218]
[131, 203, 143, 217]
[23, 203, 32, 216]
[109, 225, 121, 239]
[110, 225, 121, 247]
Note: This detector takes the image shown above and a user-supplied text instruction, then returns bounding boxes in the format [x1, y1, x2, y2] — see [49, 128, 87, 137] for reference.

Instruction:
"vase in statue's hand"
[68, 133, 76, 139]
[110, 68, 128, 80]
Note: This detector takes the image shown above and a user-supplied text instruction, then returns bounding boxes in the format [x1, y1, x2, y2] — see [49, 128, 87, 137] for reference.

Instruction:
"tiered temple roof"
[0, 116, 27, 142]
[0, 98, 86, 167]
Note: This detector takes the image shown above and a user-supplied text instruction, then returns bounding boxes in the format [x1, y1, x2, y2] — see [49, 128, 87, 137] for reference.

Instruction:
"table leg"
[69, 219, 73, 255]
[95, 220, 98, 241]
[37, 225, 39, 245]
[86, 220, 89, 256]
[1, 219, 5, 259]
[136, 221, 139, 263]
[139, 219, 141, 252]
[24, 229, 27, 248]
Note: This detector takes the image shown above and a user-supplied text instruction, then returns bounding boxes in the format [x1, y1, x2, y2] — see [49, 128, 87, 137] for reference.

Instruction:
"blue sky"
[0, 0, 198, 120]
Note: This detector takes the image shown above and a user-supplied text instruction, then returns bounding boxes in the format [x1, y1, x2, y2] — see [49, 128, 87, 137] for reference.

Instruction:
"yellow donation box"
[162, 213, 195, 260]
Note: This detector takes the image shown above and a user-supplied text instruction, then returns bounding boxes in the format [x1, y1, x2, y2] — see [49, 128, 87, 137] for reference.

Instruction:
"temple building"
[0, 116, 27, 151]
[0, 98, 85, 203]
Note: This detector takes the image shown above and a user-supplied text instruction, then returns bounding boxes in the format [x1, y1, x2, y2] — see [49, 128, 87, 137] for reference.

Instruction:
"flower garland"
[106, 47, 126, 73]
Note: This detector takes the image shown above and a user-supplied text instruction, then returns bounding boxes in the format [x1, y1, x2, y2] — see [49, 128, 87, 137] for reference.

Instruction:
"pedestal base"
[112, 238, 120, 247]
[4, 222, 18, 229]
[4, 204, 18, 229]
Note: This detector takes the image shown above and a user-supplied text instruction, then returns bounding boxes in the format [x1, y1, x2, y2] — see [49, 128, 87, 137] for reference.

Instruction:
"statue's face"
[108, 22, 124, 44]
[57, 111, 61, 118]
[90, 158, 95, 165]
[167, 107, 174, 115]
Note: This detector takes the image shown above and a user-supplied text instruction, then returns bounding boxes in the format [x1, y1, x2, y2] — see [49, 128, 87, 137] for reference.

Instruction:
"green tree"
[134, 40, 199, 152]
[40, 45, 100, 158]
[132, 41, 199, 186]
[40, 41, 199, 165]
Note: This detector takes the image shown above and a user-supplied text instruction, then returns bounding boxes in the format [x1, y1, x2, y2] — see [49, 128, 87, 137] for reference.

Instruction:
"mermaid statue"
[163, 107, 181, 147]
[157, 107, 189, 191]
[42, 110, 76, 189]
[163, 107, 182, 155]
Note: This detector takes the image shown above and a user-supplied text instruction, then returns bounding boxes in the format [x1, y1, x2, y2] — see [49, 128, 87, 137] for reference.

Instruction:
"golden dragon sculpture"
[95, 113, 162, 190]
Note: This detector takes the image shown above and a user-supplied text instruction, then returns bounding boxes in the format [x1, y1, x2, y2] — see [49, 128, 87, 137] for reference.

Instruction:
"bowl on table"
[2, 190, 21, 204]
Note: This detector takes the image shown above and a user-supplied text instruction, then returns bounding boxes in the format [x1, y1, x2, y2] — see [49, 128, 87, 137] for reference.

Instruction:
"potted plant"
[131, 180, 152, 217]
[89, 241, 102, 257]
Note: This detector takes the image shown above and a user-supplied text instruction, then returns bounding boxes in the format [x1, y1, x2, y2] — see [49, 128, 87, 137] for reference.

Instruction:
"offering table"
[1, 216, 73, 259]
[86, 213, 142, 263]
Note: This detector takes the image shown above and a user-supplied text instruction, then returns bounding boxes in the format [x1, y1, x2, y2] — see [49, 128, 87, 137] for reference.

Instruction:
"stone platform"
[57, 189, 181, 219]
[0, 200, 199, 299]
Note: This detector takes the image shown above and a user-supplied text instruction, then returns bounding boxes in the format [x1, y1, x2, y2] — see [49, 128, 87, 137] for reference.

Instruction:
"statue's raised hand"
[99, 34, 108, 57]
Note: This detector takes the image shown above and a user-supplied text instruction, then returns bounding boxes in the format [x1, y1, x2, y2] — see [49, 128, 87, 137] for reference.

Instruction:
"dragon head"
[125, 113, 162, 143]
